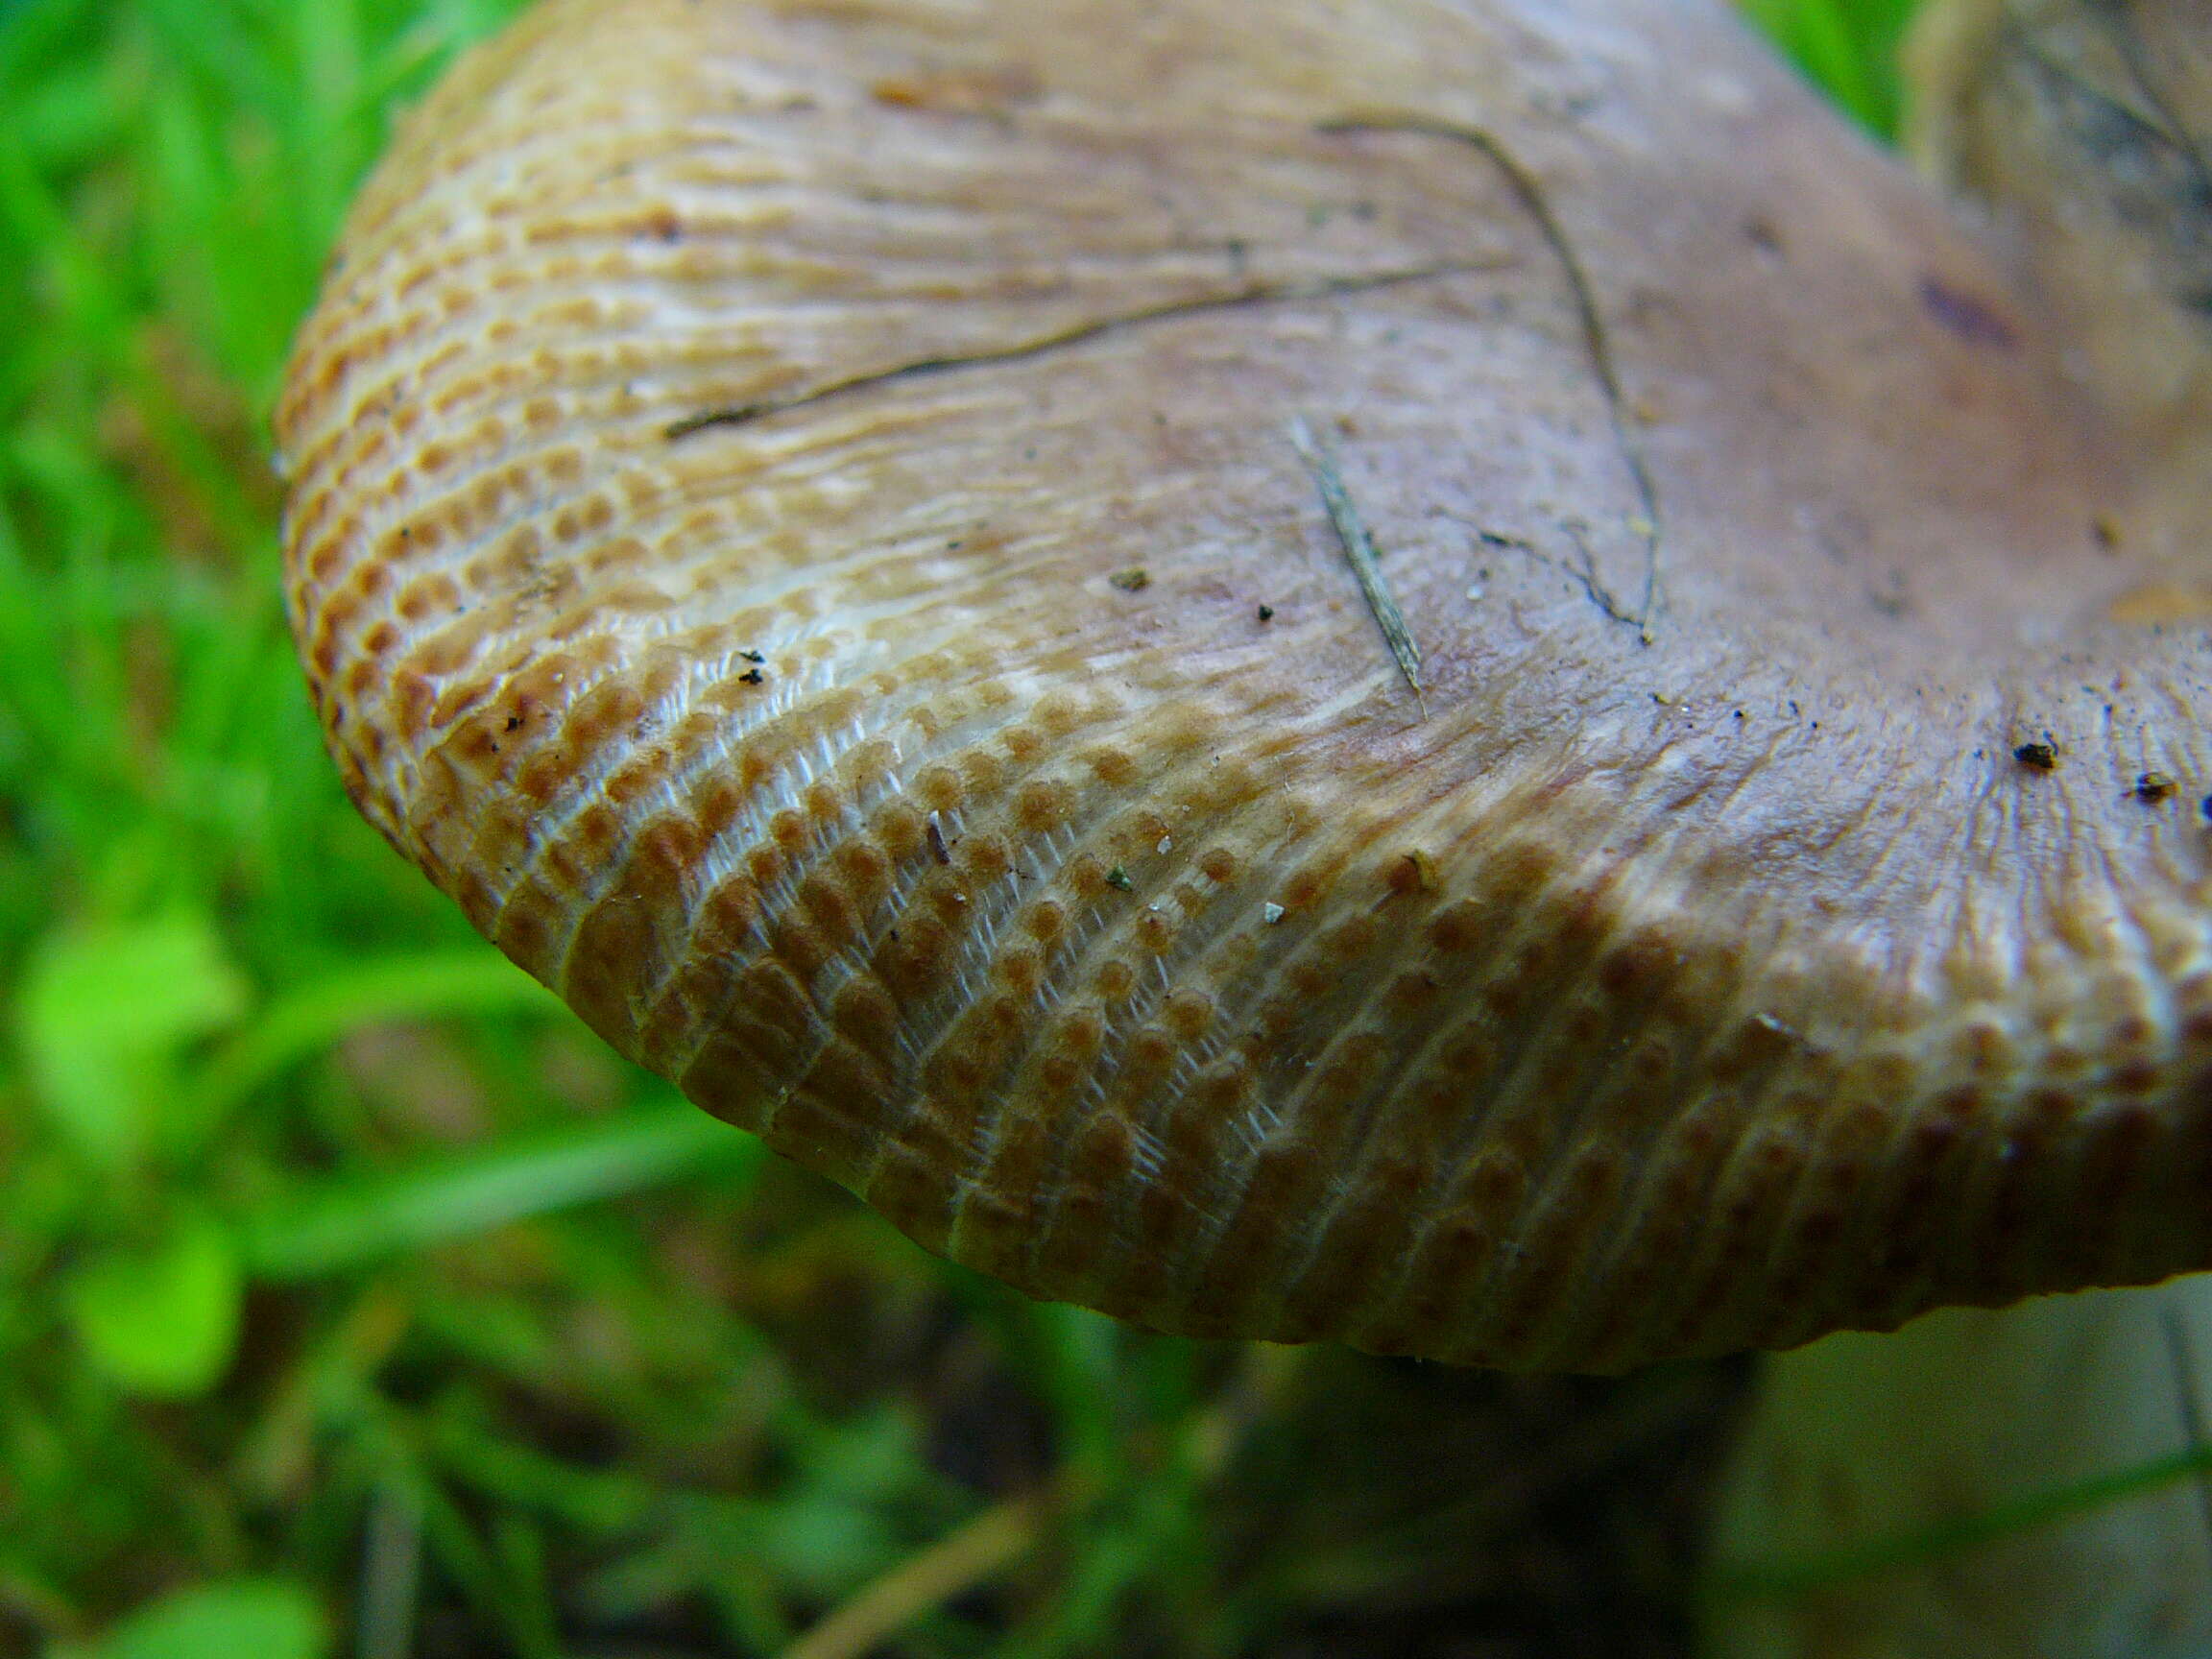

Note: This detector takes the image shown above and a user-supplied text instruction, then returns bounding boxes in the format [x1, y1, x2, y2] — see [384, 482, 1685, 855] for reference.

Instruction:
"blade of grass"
[0, 110, 265, 551]
[781, 1495, 1046, 1659]
[187, 948, 566, 1124]
[340, 1400, 552, 1659]
[1710, 1436, 2212, 1600]
[354, 1479, 424, 1659]
[1737, 0, 1919, 137]
[238, 1096, 761, 1279]
[428, 1404, 660, 1535]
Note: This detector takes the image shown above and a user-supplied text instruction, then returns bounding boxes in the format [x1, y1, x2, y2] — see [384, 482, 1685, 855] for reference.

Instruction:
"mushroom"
[279, 0, 2212, 1640]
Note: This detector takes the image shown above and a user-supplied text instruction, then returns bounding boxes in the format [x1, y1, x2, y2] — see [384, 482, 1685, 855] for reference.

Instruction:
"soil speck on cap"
[1920, 275, 2018, 348]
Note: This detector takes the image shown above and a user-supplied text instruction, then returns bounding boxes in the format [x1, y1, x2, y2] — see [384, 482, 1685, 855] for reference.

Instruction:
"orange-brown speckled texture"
[281, 0, 2212, 1371]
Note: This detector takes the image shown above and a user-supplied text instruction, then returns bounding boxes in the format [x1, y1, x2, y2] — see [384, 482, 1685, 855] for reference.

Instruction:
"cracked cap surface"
[280, 0, 2212, 1370]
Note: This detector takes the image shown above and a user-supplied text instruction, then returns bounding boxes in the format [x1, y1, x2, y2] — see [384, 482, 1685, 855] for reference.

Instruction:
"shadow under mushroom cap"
[277, 0, 2212, 1372]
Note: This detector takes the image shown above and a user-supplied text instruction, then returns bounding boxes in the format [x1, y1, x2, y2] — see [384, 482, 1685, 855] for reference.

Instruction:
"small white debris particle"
[1263, 902, 1286, 925]
[1157, 835, 1173, 854]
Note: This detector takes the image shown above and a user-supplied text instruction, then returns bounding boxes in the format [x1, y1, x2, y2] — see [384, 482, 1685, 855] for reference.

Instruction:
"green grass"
[1738, 0, 1923, 137]
[0, 0, 2153, 1654]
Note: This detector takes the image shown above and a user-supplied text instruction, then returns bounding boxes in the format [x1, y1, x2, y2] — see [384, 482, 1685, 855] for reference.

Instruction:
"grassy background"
[0, 3, 1922, 1656]
[1738, 0, 1922, 135]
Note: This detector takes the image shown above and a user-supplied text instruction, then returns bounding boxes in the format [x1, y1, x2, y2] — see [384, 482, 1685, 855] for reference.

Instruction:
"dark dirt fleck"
[1920, 275, 2019, 349]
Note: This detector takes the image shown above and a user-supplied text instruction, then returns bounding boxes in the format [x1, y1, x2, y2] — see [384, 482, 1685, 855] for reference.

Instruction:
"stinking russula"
[280, 0, 2212, 1391]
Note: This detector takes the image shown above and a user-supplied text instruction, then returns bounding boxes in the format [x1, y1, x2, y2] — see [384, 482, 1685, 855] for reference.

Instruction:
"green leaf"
[90, 1578, 327, 1659]
[66, 1211, 243, 1396]
[18, 914, 251, 1167]
[240, 1097, 763, 1279]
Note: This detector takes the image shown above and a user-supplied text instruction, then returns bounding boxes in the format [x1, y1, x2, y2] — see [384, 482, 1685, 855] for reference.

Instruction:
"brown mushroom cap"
[278, 0, 2212, 1372]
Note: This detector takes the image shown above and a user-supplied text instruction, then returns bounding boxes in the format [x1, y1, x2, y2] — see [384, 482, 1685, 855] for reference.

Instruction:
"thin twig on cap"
[1289, 415, 1426, 716]
[1318, 114, 1664, 641]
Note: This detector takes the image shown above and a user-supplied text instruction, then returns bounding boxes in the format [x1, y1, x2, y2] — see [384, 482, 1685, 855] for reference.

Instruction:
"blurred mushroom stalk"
[1711, 1278, 2212, 1658]
[277, 0, 2212, 1648]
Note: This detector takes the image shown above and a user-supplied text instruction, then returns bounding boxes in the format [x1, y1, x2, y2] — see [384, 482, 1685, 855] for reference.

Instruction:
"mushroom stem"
[1705, 1274, 2212, 1658]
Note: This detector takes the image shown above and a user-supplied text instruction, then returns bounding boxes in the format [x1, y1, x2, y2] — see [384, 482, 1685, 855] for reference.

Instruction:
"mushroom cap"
[278, 0, 2212, 1372]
